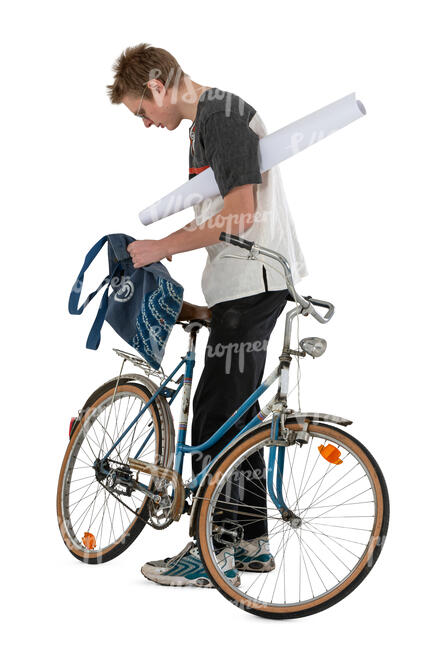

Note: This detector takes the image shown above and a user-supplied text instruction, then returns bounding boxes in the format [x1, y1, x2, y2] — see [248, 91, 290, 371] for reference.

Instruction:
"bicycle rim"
[197, 422, 388, 618]
[57, 383, 163, 562]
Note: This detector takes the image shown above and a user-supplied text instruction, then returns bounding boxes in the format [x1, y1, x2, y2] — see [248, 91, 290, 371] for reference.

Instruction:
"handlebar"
[302, 296, 335, 323]
[220, 232, 255, 251]
[219, 232, 335, 324]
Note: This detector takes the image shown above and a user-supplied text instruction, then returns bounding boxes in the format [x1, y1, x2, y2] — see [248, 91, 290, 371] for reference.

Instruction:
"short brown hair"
[107, 43, 188, 104]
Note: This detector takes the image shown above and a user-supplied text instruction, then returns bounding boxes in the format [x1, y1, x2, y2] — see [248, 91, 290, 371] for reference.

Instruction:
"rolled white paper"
[139, 92, 366, 225]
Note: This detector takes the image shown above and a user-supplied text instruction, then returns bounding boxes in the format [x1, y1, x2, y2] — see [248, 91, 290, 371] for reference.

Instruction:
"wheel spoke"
[200, 426, 385, 613]
[59, 386, 164, 556]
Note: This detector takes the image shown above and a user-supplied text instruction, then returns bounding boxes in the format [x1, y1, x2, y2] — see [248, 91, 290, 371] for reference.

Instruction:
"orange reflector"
[82, 532, 96, 550]
[318, 444, 343, 465]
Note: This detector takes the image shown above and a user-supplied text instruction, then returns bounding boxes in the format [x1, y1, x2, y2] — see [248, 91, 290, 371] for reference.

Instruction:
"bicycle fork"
[266, 411, 302, 529]
[266, 351, 303, 528]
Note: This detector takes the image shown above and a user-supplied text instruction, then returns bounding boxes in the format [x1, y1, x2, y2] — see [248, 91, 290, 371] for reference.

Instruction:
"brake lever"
[219, 252, 258, 261]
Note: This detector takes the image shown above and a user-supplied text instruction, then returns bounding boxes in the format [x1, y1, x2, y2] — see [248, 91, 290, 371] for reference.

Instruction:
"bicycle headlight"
[300, 337, 327, 358]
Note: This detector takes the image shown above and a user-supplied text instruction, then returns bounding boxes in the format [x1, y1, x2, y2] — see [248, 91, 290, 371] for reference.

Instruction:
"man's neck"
[175, 80, 211, 122]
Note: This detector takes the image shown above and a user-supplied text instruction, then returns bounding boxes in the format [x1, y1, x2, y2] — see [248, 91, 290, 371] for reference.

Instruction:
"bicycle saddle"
[176, 300, 212, 326]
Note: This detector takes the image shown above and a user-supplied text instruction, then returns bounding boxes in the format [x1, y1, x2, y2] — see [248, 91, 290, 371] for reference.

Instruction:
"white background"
[1, 1, 441, 647]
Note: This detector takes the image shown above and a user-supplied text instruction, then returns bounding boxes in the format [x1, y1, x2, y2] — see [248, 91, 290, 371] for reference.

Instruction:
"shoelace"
[165, 541, 197, 567]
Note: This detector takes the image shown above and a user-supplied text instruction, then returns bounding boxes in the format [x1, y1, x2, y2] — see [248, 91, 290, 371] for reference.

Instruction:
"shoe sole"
[141, 567, 240, 588]
[235, 559, 276, 573]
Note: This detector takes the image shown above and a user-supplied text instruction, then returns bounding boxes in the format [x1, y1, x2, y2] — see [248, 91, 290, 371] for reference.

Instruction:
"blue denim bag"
[68, 234, 184, 369]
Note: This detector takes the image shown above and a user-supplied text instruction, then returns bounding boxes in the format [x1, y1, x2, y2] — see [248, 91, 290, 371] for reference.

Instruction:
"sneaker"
[234, 536, 275, 572]
[141, 541, 240, 588]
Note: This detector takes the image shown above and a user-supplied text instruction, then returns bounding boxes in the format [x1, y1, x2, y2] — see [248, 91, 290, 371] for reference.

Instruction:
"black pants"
[191, 289, 289, 544]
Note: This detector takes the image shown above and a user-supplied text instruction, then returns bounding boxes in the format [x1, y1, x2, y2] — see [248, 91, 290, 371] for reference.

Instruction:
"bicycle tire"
[196, 419, 389, 619]
[57, 381, 169, 564]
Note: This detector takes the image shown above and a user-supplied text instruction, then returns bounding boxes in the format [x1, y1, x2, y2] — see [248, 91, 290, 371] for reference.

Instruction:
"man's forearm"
[126, 184, 257, 268]
[163, 207, 254, 257]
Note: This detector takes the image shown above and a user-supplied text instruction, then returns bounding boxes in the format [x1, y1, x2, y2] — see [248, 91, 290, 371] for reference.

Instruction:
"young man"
[107, 43, 307, 587]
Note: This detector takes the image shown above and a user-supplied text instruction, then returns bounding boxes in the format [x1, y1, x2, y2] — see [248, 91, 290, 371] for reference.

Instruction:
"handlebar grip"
[219, 232, 254, 251]
[303, 295, 335, 323]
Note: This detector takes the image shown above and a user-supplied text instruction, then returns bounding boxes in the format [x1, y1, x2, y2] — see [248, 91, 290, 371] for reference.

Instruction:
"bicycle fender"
[71, 373, 175, 468]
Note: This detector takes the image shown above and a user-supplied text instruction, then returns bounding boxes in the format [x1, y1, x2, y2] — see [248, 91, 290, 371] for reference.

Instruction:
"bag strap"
[68, 235, 121, 350]
[68, 236, 111, 315]
[84, 272, 118, 350]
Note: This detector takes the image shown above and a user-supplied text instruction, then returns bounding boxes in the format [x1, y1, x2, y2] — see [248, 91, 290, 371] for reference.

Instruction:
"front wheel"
[196, 419, 389, 619]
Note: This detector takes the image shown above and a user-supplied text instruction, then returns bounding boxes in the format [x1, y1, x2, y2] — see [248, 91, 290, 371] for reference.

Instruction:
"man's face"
[122, 82, 182, 131]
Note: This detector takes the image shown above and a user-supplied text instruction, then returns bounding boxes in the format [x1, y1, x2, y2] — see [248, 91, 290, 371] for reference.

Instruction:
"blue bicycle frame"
[100, 327, 290, 513]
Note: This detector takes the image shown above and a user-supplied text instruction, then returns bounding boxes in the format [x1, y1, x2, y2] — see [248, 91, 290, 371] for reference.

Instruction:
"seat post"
[183, 320, 205, 356]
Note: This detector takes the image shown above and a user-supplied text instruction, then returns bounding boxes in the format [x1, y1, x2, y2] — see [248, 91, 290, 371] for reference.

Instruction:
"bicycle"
[57, 231, 389, 619]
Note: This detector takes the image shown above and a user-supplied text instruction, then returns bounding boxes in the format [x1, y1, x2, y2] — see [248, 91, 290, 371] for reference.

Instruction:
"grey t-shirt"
[188, 87, 263, 198]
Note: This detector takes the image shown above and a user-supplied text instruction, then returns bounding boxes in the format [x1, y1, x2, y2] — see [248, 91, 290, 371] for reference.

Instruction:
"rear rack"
[112, 348, 166, 383]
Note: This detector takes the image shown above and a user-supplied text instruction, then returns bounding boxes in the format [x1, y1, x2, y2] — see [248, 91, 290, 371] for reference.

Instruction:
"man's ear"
[147, 79, 166, 104]
[147, 79, 161, 92]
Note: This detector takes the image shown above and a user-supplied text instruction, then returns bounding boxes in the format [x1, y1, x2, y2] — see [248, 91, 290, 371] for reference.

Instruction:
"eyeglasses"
[136, 82, 150, 119]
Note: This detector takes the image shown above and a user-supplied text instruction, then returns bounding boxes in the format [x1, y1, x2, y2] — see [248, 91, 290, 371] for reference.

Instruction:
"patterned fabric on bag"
[68, 233, 184, 369]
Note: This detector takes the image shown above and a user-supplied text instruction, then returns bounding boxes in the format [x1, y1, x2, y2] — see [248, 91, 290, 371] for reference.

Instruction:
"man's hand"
[127, 239, 172, 268]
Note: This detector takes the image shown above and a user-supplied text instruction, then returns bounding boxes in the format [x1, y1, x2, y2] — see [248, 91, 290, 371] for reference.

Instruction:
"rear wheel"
[197, 419, 389, 619]
[57, 381, 169, 563]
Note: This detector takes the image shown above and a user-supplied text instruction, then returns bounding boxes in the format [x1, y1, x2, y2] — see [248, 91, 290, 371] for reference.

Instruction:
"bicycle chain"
[97, 478, 152, 527]
[96, 458, 177, 528]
